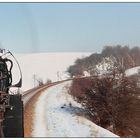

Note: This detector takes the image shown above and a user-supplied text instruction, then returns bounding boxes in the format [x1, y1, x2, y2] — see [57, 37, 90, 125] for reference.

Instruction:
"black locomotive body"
[0, 49, 23, 137]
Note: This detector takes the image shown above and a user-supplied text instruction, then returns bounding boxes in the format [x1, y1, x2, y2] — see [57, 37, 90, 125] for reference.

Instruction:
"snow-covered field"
[11, 53, 91, 91]
[32, 81, 118, 137]
[10, 52, 140, 92]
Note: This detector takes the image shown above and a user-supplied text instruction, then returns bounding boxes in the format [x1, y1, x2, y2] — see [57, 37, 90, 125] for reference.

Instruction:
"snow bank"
[32, 81, 118, 137]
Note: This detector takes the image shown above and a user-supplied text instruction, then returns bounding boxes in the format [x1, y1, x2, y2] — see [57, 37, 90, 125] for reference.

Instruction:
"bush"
[69, 71, 140, 137]
[46, 79, 52, 84]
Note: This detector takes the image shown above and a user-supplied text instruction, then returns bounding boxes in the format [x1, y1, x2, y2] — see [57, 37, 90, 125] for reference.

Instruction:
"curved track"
[22, 80, 69, 137]
[22, 77, 92, 137]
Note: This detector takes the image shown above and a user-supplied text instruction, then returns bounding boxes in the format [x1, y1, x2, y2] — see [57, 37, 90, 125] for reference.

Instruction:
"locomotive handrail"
[7, 51, 22, 88]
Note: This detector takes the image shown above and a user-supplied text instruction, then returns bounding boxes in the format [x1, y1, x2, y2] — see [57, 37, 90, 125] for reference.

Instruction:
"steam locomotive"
[0, 49, 23, 137]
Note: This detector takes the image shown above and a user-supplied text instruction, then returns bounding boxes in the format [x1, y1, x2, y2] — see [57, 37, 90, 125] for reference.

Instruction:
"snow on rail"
[32, 81, 118, 137]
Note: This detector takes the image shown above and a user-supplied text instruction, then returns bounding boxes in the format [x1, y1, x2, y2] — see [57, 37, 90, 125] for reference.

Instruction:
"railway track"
[22, 76, 92, 107]
[22, 77, 92, 137]
[22, 80, 70, 137]
[22, 82, 63, 106]
[22, 84, 49, 107]
[22, 84, 53, 137]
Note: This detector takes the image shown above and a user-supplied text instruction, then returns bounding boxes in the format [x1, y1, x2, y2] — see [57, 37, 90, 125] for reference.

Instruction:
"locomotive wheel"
[2, 95, 24, 137]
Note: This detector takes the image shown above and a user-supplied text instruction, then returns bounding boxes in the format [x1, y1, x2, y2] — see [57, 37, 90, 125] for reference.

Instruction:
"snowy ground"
[32, 81, 118, 137]
[125, 66, 140, 76]
[11, 52, 91, 91]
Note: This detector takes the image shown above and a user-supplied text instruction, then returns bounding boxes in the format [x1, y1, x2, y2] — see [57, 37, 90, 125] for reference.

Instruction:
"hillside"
[11, 52, 91, 91]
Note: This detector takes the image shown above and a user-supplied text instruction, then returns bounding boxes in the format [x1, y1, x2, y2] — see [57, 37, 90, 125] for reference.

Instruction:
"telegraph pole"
[33, 74, 36, 87]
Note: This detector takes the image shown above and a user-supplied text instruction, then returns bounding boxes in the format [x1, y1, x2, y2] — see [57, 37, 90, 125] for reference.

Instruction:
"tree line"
[67, 45, 140, 77]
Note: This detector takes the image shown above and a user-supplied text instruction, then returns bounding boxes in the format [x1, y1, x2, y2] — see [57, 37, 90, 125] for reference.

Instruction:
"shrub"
[69, 72, 140, 137]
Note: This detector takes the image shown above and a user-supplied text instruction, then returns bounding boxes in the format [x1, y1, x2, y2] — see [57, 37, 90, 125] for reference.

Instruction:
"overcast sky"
[0, 3, 140, 53]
